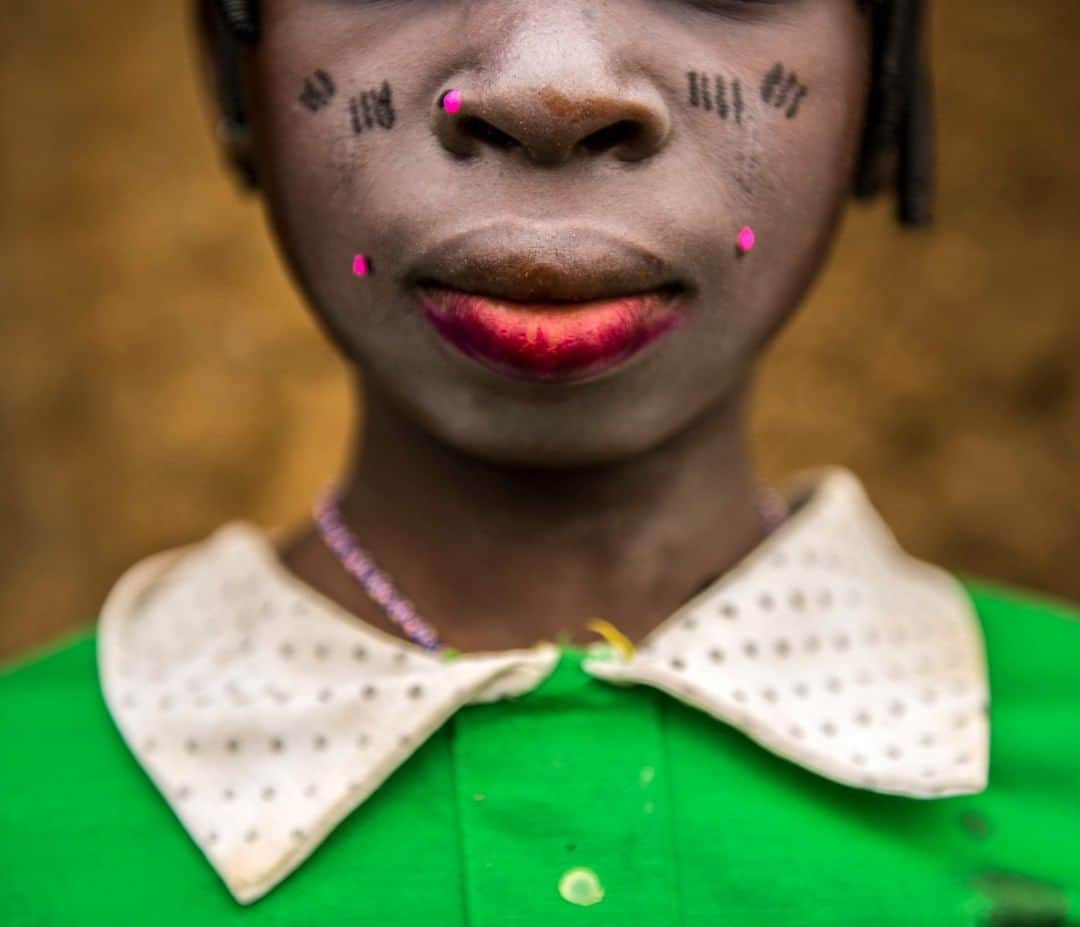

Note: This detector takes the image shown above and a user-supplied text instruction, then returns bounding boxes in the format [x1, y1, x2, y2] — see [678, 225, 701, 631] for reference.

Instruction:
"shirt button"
[558, 866, 605, 906]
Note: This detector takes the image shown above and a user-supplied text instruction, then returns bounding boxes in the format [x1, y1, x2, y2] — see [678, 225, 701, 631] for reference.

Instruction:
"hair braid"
[853, 0, 933, 225]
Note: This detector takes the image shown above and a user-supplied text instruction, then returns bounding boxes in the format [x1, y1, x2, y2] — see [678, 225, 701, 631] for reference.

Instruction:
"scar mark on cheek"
[786, 86, 808, 119]
[684, 70, 762, 196]
[687, 71, 743, 125]
[688, 63, 809, 123]
[349, 79, 396, 134]
[735, 131, 760, 196]
[299, 69, 336, 112]
[761, 63, 809, 119]
[299, 69, 398, 139]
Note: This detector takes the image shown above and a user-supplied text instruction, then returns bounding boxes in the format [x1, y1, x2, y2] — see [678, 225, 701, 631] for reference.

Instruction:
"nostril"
[581, 120, 642, 153]
[459, 116, 519, 150]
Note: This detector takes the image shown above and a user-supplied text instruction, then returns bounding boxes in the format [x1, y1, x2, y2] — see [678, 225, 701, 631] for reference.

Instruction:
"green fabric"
[1, 575, 1079, 925]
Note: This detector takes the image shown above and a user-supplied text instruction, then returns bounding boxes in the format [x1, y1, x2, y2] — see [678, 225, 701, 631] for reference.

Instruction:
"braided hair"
[206, 0, 933, 226]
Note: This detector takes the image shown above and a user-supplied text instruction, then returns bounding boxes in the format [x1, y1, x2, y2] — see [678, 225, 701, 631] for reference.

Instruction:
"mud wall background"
[3, 1, 1078, 662]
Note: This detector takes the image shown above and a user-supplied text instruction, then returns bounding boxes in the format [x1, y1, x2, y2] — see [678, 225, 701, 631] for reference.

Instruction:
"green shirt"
[2, 577, 1079, 926]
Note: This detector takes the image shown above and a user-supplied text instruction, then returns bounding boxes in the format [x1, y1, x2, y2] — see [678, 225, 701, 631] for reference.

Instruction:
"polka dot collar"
[96, 465, 989, 906]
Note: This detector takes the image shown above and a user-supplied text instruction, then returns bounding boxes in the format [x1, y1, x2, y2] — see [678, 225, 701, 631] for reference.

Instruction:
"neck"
[276, 372, 770, 654]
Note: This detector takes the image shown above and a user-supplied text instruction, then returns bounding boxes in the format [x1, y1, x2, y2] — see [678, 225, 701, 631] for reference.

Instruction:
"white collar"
[97, 465, 989, 906]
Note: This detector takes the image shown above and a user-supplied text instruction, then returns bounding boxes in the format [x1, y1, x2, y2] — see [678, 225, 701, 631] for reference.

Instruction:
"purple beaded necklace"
[313, 481, 790, 655]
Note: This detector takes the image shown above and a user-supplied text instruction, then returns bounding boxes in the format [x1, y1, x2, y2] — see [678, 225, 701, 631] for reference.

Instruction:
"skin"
[192, 0, 872, 654]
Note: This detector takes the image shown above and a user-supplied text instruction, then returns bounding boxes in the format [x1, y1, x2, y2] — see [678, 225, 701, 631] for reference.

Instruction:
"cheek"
[256, 68, 358, 256]
[751, 61, 867, 246]
[250, 42, 411, 339]
[691, 38, 860, 217]
[674, 14, 868, 367]
[691, 15, 869, 333]
[739, 9, 870, 241]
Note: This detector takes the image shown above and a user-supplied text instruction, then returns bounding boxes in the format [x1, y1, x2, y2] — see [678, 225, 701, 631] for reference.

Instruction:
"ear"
[189, 0, 259, 191]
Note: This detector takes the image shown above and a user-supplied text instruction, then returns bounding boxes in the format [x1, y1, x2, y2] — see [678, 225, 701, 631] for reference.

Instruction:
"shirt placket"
[446, 649, 682, 925]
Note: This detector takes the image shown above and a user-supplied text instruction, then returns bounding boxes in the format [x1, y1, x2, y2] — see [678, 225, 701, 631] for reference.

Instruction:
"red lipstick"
[417, 285, 686, 384]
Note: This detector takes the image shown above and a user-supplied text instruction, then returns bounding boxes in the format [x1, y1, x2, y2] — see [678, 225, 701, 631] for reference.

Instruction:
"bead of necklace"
[313, 481, 790, 654]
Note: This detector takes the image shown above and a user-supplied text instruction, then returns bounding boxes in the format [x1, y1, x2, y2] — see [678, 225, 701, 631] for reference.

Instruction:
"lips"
[405, 224, 691, 382]
[416, 285, 686, 384]
[404, 223, 686, 303]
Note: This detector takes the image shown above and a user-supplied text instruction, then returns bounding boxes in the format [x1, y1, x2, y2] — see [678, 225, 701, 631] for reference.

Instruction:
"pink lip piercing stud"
[440, 89, 462, 114]
[352, 254, 371, 277]
[736, 226, 756, 255]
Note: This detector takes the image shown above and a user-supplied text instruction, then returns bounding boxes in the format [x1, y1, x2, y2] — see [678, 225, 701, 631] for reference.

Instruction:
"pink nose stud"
[736, 226, 756, 255]
[441, 89, 462, 114]
[352, 254, 371, 277]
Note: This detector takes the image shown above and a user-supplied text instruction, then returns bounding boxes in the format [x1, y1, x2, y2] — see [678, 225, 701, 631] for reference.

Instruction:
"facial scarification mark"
[299, 69, 336, 113]
[734, 111, 762, 196]
[299, 68, 396, 141]
[761, 63, 809, 119]
[689, 63, 810, 124]
[350, 80, 396, 134]
[687, 71, 744, 125]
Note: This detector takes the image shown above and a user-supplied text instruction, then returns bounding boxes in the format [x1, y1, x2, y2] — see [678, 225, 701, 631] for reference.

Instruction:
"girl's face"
[227, 0, 871, 465]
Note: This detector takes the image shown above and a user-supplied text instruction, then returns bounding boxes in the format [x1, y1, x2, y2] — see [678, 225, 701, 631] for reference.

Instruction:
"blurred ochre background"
[2, 1, 1078, 663]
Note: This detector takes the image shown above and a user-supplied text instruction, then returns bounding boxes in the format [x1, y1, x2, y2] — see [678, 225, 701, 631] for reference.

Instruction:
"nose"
[436, 88, 671, 165]
[432, 14, 671, 166]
